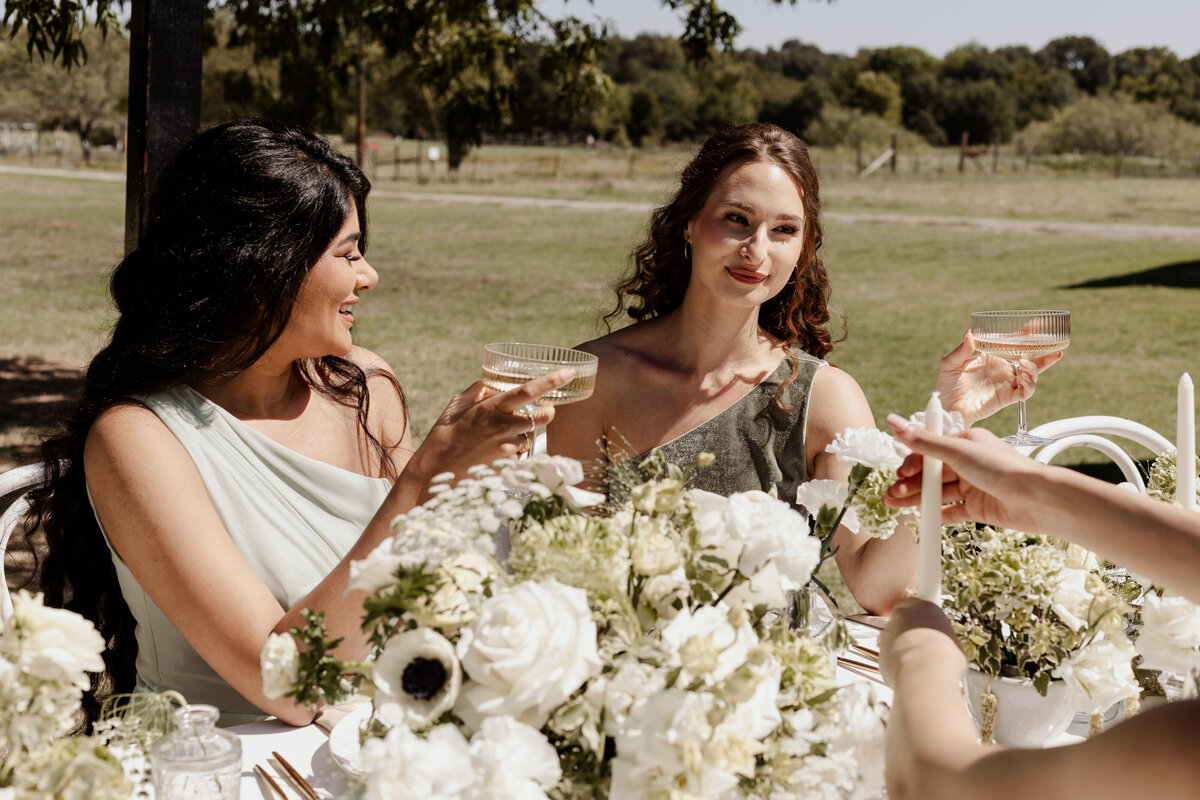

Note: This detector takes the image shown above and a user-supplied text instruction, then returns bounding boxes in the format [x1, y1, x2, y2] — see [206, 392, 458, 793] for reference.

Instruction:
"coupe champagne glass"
[482, 342, 599, 455]
[969, 310, 1070, 446]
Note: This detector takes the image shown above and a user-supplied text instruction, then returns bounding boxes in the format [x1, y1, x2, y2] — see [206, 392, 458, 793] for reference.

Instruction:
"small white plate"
[327, 705, 373, 779]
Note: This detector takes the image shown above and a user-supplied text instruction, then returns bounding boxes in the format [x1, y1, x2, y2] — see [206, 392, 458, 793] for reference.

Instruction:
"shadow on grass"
[1065, 259, 1200, 289]
[0, 356, 83, 469]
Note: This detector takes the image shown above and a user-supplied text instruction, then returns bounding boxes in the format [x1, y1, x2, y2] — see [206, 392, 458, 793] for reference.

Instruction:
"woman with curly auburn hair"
[549, 123, 1057, 614]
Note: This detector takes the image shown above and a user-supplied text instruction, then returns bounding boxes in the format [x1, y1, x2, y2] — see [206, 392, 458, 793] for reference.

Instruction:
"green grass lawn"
[1, 158, 1197, 471]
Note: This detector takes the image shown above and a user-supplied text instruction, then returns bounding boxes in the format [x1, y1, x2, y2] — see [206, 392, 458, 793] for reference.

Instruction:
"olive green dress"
[616, 349, 825, 505]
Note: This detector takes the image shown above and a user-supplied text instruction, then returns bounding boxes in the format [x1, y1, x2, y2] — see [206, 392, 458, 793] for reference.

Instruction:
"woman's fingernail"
[886, 413, 909, 432]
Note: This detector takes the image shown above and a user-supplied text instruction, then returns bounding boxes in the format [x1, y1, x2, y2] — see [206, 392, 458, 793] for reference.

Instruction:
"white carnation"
[723, 491, 821, 591]
[466, 716, 561, 800]
[824, 427, 905, 471]
[360, 723, 476, 800]
[795, 479, 860, 533]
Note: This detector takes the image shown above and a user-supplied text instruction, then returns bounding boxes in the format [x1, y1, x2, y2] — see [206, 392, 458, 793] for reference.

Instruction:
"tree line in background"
[4, 9, 1200, 168]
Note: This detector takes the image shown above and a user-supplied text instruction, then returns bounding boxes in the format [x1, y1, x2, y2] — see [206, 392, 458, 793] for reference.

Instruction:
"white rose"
[466, 716, 561, 800]
[825, 427, 906, 471]
[722, 561, 788, 612]
[1053, 634, 1140, 715]
[361, 723, 477, 800]
[259, 632, 301, 700]
[413, 551, 496, 627]
[723, 492, 820, 591]
[640, 567, 690, 625]
[1049, 567, 1092, 632]
[632, 477, 687, 515]
[347, 539, 406, 594]
[1137, 591, 1200, 674]
[631, 516, 683, 576]
[598, 657, 668, 738]
[501, 454, 606, 508]
[661, 604, 757, 683]
[2, 591, 105, 689]
[372, 628, 462, 727]
[455, 579, 602, 730]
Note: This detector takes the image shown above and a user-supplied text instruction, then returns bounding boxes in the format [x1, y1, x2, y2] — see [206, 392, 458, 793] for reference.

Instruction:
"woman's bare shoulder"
[576, 322, 665, 374]
[344, 346, 410, 449]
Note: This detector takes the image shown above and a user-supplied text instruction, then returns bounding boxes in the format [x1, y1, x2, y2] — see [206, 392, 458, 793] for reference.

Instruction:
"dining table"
[230, 617, 1096, 799]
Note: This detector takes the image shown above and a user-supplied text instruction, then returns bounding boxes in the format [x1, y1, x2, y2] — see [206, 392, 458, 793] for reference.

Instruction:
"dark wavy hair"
[605, 123, 844, 382]
[25, 119, 404, 729]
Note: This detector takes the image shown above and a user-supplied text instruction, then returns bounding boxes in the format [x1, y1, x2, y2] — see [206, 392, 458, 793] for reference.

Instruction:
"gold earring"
[683, 240, 691, 262]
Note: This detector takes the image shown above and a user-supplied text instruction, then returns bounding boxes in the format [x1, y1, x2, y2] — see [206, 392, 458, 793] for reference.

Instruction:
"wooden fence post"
[890, 132, 897, 173]
[958, 132, 968, 173]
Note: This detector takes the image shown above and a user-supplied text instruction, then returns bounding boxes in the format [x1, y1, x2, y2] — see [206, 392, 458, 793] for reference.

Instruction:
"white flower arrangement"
[941, 524, 1139, 711]
[0, 590, 133, 798]
[269, 451, 892, 799]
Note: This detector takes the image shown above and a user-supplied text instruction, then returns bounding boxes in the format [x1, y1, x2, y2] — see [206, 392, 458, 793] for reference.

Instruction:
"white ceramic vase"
[963, 668, 1074, 747]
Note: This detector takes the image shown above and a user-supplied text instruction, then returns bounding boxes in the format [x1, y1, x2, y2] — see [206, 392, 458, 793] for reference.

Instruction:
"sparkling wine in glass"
[970, 310, 1070, 446]
[482, 342, 598, 458]
[481, 342, 599, 407]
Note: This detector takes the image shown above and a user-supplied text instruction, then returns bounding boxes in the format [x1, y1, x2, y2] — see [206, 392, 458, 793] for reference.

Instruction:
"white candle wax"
[1179, 373, 1196, 511]
[916, 392, 944, 603]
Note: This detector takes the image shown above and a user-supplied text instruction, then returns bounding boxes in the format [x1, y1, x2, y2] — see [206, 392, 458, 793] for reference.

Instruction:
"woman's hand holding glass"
[408, 368, 575, 484]
[934, 330, 1064, 428]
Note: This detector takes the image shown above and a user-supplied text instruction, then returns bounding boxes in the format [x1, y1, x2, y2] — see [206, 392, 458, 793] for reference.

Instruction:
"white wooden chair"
[1018, 415, 1172, 492]
[0, 462, 50, 621]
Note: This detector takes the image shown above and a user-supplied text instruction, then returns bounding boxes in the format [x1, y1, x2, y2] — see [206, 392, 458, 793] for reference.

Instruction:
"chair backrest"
[1018, 415, 1172, 492]
[0, 462, 51, 621]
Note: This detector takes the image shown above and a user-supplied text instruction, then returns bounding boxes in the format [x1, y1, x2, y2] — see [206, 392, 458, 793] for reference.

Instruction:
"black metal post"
[124, 0, 204, 255]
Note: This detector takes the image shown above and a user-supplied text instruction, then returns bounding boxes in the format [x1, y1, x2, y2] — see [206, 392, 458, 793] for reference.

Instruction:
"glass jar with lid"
[150, 704, 241, 800]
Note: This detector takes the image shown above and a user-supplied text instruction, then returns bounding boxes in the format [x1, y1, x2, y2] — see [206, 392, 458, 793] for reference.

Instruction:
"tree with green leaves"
[5, 0, 823, 168]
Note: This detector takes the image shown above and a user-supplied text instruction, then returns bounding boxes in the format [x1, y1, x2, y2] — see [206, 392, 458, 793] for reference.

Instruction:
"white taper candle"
[916, 392, 944, 603]
[1179, 373, 1196, 511]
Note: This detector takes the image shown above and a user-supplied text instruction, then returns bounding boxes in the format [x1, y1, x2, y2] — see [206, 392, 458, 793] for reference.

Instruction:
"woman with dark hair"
[28, 120, 569, 728]
[549, 123, 1056, 614]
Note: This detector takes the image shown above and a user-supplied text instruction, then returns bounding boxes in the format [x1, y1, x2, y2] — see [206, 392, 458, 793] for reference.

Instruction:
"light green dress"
[89, 385, 392, 726]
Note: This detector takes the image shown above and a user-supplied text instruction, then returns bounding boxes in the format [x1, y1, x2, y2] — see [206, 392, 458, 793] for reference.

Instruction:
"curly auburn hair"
[605, 123, 844, 372]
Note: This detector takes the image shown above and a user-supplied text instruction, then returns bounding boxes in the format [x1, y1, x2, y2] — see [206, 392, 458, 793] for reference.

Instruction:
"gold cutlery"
[272, 751, 322, 800]
[836, 656, 886, 685]
[849, 642, 880, 661]
[255, 764, 287, 799]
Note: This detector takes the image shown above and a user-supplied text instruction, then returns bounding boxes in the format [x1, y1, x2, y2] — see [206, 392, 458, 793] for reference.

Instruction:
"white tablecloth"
[234, 718, 353, 799]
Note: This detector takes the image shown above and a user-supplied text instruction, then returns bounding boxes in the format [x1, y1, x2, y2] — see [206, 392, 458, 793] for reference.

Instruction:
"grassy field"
[1, 150, 1198, 472]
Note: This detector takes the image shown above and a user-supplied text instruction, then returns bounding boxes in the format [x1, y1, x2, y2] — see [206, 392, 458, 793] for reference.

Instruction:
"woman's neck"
[194, 359, 310, 420]
[657, 296, 781, 377]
